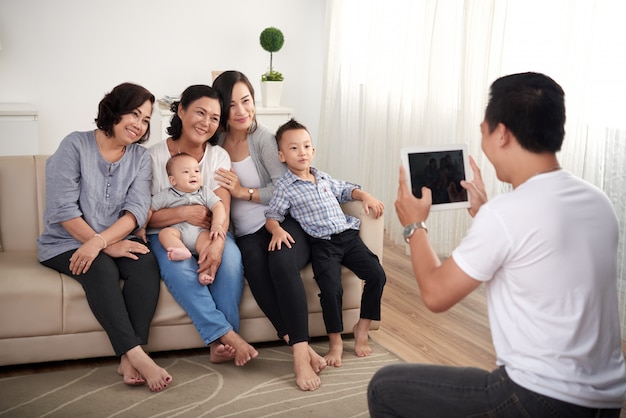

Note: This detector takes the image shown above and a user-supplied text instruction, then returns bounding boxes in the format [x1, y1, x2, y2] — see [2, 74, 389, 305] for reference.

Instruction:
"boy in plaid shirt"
[265, 119, 386, 367]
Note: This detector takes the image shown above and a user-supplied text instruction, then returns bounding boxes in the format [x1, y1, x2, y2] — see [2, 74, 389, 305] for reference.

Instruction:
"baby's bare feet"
[167, 247, 192, 261]
[198, 272, 214, 285]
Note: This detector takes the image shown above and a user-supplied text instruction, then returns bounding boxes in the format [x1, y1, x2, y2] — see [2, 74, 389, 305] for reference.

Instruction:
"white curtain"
[318, 0, 626, 335]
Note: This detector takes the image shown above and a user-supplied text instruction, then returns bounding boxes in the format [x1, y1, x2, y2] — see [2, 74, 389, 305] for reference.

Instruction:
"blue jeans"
[368, 364, 621, 417]
[148, 232, 244, 345]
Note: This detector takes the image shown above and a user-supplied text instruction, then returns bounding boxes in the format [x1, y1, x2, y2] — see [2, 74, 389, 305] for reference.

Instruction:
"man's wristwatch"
[248, 188, 254, 201]
[403, 221, 428, 243]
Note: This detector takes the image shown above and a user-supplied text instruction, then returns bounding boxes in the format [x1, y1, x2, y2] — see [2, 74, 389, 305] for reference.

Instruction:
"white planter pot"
[261, 81, 283, 107]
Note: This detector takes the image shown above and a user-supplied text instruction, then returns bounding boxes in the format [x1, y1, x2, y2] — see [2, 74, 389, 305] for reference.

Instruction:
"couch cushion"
[0, 252, 63, 338]
[0, 156, 41, 252]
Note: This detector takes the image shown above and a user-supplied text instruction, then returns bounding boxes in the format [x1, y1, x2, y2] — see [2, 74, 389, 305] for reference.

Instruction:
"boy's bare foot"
[220, 331, 259, 366]
[324, 333, 343, 367]
[125, 346, 172, 392]
[209, 342, 236, 363]
[307, 344, 327, 373]
[117, 355, 146, 386]
[293, 342, 321, 391]
[167, 247, 192, 261]
[198, 272, 214, 285]
[353, 320, 373, 357]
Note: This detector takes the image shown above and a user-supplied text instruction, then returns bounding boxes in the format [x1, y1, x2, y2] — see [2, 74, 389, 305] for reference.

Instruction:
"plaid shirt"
[265, 167, 361, 239]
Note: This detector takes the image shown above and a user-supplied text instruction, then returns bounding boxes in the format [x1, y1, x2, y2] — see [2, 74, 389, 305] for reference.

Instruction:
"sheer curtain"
[318, 0, 626, 335]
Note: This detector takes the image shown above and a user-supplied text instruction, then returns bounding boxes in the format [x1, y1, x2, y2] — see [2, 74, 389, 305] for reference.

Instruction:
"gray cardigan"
[217, 123, 286, 204]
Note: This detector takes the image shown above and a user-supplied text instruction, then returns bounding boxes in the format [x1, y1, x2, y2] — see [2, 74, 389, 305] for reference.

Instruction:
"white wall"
[0, 0, 327, 154]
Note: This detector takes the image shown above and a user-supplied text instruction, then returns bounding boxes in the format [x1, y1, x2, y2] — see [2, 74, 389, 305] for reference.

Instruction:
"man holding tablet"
[368, 72, 626, 417]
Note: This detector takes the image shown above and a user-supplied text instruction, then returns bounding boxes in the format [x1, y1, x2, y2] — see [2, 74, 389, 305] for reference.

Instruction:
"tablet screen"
[400, 144, 471, 210]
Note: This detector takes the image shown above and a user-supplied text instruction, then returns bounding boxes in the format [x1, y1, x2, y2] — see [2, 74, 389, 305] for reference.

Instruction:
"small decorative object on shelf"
[259, 27, 285, 107]
[157, 96, 179, 108]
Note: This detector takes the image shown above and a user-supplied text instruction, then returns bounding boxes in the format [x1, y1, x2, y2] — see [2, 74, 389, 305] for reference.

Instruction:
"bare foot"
[324, 333, 343, 367]
[198, 271, 214, 285]
[125, 346, 172, 392]
[353, 320, 373, 357]
[307, 345, 327, 373]
[209, 342, 236, 364]
[292, 342, 321, 391]
[220, 330, 258, 366]
[167, 247, 192, 261]
[117, 355, 146, 386]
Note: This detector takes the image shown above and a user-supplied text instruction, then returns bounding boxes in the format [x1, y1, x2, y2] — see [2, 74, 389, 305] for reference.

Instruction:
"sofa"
[0, 154, 383, 366]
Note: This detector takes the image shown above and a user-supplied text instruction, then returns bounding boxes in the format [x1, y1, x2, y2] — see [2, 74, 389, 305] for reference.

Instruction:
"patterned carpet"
[0, 339, 402, 417]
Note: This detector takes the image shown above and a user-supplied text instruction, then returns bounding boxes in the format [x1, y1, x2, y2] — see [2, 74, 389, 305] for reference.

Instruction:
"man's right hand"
[395, 166, 432, 227]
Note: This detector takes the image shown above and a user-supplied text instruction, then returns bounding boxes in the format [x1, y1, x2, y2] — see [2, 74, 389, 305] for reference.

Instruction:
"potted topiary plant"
[259, 27, 284, 107]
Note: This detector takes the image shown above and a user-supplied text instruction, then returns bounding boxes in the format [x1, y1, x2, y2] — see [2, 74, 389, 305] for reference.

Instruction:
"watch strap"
[403, 221, 428, 243]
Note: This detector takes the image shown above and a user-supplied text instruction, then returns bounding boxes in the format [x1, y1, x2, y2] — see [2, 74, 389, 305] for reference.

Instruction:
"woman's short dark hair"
[212, 70, 257, 134]
[167, 85, 221, 142]
[485, 72, 565, 153]
[95, 82, 155, 144]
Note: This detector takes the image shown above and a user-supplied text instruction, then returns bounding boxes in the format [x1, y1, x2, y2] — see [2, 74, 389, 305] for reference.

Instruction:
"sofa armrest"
[341, 200, 384, 261]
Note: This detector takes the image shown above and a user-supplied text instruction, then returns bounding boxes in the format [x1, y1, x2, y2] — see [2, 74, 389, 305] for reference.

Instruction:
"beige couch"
[0, 155, 383, 366]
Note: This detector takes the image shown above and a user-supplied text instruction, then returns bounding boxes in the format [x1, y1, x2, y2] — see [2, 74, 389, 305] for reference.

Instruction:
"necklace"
[174, 139, 205, 161]
[532, 165, 561, 177]
[96, 130, 126, 161]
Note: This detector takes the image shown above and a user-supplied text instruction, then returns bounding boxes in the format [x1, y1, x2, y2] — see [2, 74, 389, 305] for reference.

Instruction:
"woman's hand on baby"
[196, 238, 223, 280]
[183, 205, 211, 229]
[215, 168, 241, 194]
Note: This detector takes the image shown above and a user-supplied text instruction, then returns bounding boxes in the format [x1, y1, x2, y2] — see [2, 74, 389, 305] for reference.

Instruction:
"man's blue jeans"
[148, 233, 244, 345]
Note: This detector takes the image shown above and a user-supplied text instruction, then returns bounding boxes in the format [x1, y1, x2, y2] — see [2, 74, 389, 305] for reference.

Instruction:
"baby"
[150, 153, 226, 285]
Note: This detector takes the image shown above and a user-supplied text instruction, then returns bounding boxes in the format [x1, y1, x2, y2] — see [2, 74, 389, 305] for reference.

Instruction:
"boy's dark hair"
[168, 85, 222, 142]
[95, 82, 155, 144]
[485, 72, 565, 153]
[276, 118, 309, 146]
[165, 152, 195, 176]
[211, 70, 257, 135]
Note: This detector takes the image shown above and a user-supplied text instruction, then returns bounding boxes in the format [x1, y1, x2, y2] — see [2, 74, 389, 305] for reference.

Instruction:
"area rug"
[0, 339, 402, 417]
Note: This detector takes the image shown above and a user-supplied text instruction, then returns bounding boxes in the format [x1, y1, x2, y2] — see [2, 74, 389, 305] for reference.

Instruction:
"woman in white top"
[147, 84, 258, 366]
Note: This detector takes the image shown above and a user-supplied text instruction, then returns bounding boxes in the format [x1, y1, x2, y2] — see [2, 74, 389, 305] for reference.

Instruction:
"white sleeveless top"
[231, 156, 269, 237]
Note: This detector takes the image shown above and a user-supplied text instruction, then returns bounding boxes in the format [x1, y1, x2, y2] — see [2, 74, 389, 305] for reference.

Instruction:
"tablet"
[400, 144, 471, 210]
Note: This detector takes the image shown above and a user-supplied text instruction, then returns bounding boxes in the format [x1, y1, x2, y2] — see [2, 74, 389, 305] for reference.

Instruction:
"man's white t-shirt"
[452, 169, 626, 409]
